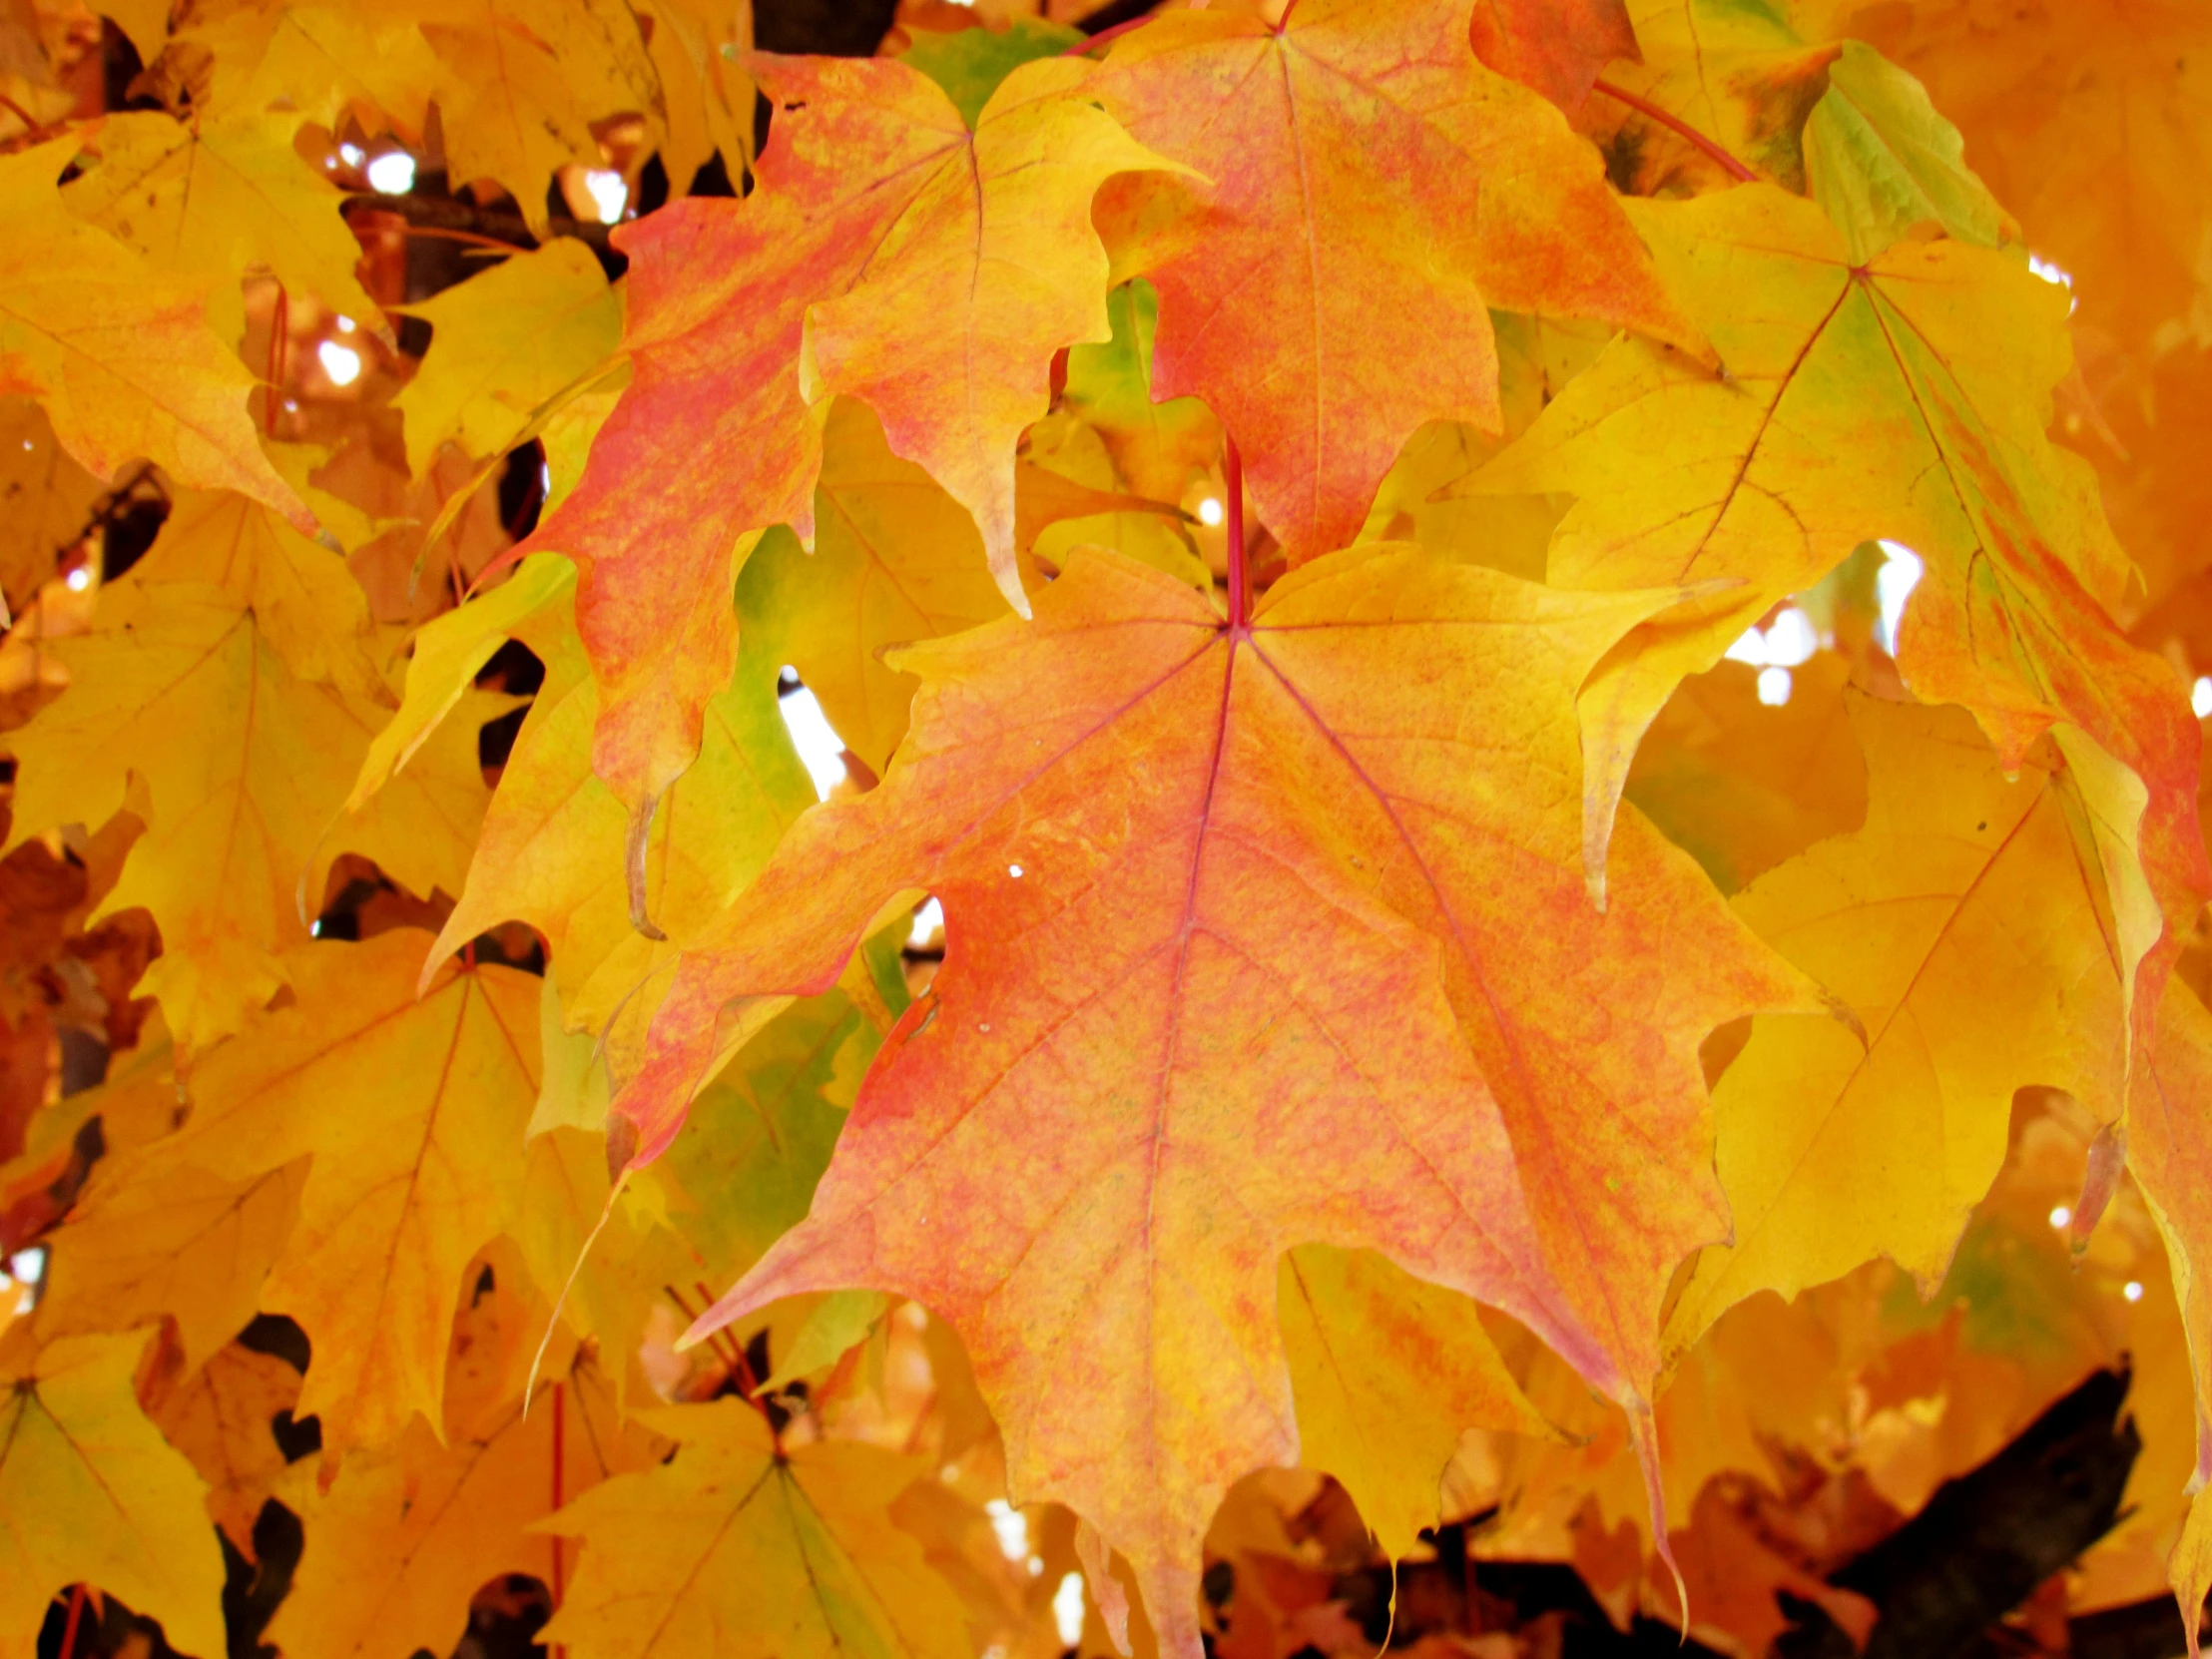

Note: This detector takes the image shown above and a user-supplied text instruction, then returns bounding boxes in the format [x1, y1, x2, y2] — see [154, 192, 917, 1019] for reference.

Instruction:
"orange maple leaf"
[524, 52, 1172, 810]
[1088, 0, 1699, 567]
[610, 540, 1809, 1649]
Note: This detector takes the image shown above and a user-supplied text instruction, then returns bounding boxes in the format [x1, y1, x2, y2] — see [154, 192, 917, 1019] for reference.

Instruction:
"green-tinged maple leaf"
[1088, 0, 1698, 566]
[1468, 186, 2205, 990]
[1664, 697, 2134, 1356]
[141, 932, 539, 1463]
[524, 51, 1176, 807]
[392, 240, 621, 477]
[427, 570, 812, 1016]
[1801, 40, 2015, 262]
[0, 1328, 228, 1659]
[742, 398, 1013, 779]
[0, 138, 309, 526]
[613, 544, 1808, 1649]
[62, 109, 381, 340]
[1847, 0, 2212, 352]
[1281, 1244, 1557, 1558]
[537, 1396, 972, 1659]
[1058, 280, 1219, 508]
[900, 15, 1083, 129]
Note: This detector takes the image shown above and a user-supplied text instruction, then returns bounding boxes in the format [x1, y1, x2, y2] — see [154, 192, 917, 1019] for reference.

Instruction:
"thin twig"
[343, 192, 613, 256]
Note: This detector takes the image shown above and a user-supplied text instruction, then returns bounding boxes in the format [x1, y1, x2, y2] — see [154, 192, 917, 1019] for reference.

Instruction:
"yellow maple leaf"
[1281, 1244, 1558, 1559]
[139, 1336, 306, 1561]
[392, 240, 621, 477]
[1666, 697, 2133, 1356]
[742, 398, 1014, 779]
[0, 397, 101, 620]
[0, 138, 308, 527]
[0, 1328, 227, 1658]
[150, 932, 541, 1462]
[2, 579, 383, 1046]
[62, 109, 381, 342]
[416, 0, 664, 236]
[273, 1259, 664, 1659]
[537, 1396, 973, 1659]
[33, 1153, 303, 1375]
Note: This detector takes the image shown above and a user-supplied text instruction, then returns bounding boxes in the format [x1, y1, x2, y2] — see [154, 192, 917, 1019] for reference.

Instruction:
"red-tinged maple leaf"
[521, 52, 1174, 811]
[609, 541, 1810, 1651]
[1085, 0, 1699, 569]
[1469, 0, 1642, 111]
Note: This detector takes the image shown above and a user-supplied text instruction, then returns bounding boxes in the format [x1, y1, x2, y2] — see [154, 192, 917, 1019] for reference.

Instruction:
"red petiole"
[1589, 78, 1758, 183]
[1224, 437, 1250, 632]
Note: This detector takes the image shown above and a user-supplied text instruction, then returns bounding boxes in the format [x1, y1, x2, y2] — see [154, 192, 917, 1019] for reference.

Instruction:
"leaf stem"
[58, 1585, 86, 1659]
[549, 1378, 566, 1657]
[1224, 437, 1249, 631]
[0, 93, 61, 142]
[1065, 14, 1155, 53]
[266, 282, 289, 437]
[1588, 79, 1758, 183]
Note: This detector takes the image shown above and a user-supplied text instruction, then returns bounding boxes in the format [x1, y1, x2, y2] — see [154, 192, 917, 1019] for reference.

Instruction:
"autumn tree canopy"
[3, 0, 2211, 1655]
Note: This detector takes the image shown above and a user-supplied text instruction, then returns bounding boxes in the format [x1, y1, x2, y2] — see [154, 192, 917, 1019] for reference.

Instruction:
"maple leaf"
[1087, 0, 1699, 566]
[143, 931, 540, 1463]
[1847, 0, 2212, 352]
[526, 51, 1176, 807]
[142, 0, 440, 147]
[1468, 184, 2206, 988]
[1799, 41, 2016, 263]
[33, 1151, 303, 1375]
[426, 570, 811, 1014]
[413, 0, 664, 235]
[1468, 0, 1640, 111]
[1622, 653, 1868, 895]
[1280, 1244, 1557, 1558]
[62, 109, 381, 341]
[2127, 978, 2212, 1649]
[742, 397, 1015, 779]
[138, 1335, 306, 1561]
[0, 495, 469, 1046]
[537, 1395, 973, 1659]
[2, 578, 363, 1046]
[0, 397, 101, 620]
[0, 1328, 228, 1659]
[634, 0, 754, 194]
[1663, 697, 2134, 1357]
[391, 239, 621, 477]
[272, 1262, 664, 1659]
[613, 544, 1808, 1647]
[1058, 280, 1219, 509]
[349, 551, 574, 812]
[0, 139, 309, 527]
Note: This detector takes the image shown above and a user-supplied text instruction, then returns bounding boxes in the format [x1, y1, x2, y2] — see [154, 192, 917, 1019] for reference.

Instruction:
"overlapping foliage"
[3, 0, 2211, 1654]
